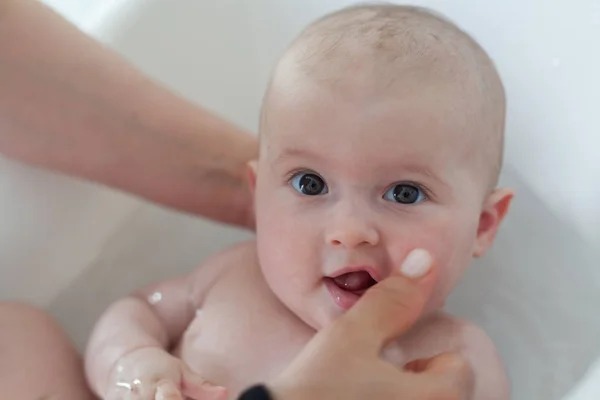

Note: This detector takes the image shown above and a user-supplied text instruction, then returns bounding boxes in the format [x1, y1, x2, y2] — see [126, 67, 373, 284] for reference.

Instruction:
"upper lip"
[328, 265, 382, 282]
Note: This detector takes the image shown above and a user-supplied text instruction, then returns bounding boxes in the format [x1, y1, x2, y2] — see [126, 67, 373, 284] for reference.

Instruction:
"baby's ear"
[246, 160, 258, 192]
[473, 188, 514, 258]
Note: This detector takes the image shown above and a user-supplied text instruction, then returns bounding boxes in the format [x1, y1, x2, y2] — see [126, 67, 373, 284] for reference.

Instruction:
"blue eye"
[290, 172, 328, 196]
[383, 184, 425, 204]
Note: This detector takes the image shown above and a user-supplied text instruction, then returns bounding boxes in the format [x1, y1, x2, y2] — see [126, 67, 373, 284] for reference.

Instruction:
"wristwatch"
[237, 384, 274, 400]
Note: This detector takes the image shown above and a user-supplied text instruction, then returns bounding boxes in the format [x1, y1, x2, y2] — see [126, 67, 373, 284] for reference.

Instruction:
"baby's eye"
[290, 172, 328, 196]
[383, 184, 425, 204]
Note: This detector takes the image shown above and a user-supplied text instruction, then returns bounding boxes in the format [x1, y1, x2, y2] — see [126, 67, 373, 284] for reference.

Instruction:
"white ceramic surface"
[2, 1, 598, 399]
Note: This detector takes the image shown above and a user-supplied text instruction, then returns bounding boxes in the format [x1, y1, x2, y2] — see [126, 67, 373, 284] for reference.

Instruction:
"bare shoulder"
[395, 312, 509, 400]
[188, 239, 258, 302]
[449, 317, 508, 400]
[198, 239, 258, 268]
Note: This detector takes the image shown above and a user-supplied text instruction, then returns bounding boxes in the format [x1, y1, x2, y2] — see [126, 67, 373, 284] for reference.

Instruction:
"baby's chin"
[303, 307, 345, 332]
[304, 292, 376, 331]
[270, 286, 347, 331]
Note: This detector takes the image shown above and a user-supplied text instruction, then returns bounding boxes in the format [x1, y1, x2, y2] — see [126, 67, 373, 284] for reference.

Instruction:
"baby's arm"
[84, 243, 241, 398]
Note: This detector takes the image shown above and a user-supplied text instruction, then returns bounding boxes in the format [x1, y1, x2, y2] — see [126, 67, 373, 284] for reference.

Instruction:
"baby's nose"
[326, 218, 380, 248]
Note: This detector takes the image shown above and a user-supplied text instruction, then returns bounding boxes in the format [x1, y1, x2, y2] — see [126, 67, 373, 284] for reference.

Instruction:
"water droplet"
[116, 381, 132, 390]
[148, 292, 163, 304]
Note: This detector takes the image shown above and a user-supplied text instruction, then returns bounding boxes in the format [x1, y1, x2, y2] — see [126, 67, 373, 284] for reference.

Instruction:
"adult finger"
[340, 249, 436, 353]
[181, 364, 227, 400]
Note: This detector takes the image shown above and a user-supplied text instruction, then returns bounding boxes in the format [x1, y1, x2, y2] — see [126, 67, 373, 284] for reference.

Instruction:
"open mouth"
[331, 270, 378, 294]
[325, 269, 378, 310]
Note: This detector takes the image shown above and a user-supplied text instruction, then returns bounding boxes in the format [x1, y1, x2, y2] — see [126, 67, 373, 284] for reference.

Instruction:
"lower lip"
[324, 278, 362, 310]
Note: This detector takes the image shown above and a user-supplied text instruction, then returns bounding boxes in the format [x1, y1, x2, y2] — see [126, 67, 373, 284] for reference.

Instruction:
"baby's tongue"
[333, 271, 375, 292]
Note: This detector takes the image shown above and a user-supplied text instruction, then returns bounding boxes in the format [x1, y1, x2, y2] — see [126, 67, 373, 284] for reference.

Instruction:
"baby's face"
[252, 73, 510, 330]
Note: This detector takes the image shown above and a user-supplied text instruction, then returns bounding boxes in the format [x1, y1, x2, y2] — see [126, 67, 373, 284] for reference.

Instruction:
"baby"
[85, 4, 514, 400]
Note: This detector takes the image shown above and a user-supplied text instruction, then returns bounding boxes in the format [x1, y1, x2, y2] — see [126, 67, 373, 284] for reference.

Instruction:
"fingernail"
[202, 382, 227, 392]
[203, 384, 228, 400]
[400, 248, 432, 278]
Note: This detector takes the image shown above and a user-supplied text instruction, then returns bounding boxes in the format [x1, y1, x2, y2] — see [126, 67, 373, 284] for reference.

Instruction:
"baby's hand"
[104, 347, 226, 400]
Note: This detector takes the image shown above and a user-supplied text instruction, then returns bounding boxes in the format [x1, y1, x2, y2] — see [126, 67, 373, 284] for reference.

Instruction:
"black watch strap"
[237, 384, 274, 400]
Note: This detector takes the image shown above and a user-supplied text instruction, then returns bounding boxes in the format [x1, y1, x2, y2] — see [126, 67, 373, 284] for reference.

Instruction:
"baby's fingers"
[181, 364, 227, 400]
[155, 379, 183, 400]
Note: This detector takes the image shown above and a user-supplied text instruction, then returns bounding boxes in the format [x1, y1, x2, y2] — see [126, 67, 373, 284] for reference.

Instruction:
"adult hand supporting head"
[269, 249, 474, 400]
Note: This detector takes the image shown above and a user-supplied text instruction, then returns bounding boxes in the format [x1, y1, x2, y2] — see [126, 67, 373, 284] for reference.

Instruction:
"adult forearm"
[0, 0, 257, 228]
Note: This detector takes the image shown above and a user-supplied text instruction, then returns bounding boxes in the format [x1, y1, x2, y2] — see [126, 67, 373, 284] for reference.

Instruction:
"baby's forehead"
[265, 82, 474, 169]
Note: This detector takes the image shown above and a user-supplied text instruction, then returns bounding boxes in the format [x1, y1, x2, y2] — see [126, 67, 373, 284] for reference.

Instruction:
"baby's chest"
[173, 264, 466, 399]
[175, 268, 313, 397]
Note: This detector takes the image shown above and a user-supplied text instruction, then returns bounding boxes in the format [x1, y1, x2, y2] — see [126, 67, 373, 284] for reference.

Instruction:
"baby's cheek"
[388, 217, 453, 266]
[256, 199, 319, 279]
[387, 215, 473, 303]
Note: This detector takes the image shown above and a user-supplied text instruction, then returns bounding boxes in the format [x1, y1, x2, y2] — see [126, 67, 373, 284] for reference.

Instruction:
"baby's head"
[249, 3, 513, 330]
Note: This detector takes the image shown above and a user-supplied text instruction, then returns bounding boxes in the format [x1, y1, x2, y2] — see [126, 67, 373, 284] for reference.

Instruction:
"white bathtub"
[2, 1, 599, 399]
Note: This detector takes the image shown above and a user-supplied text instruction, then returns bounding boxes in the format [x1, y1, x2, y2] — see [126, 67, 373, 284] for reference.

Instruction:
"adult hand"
[269, 249, 474, 400]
